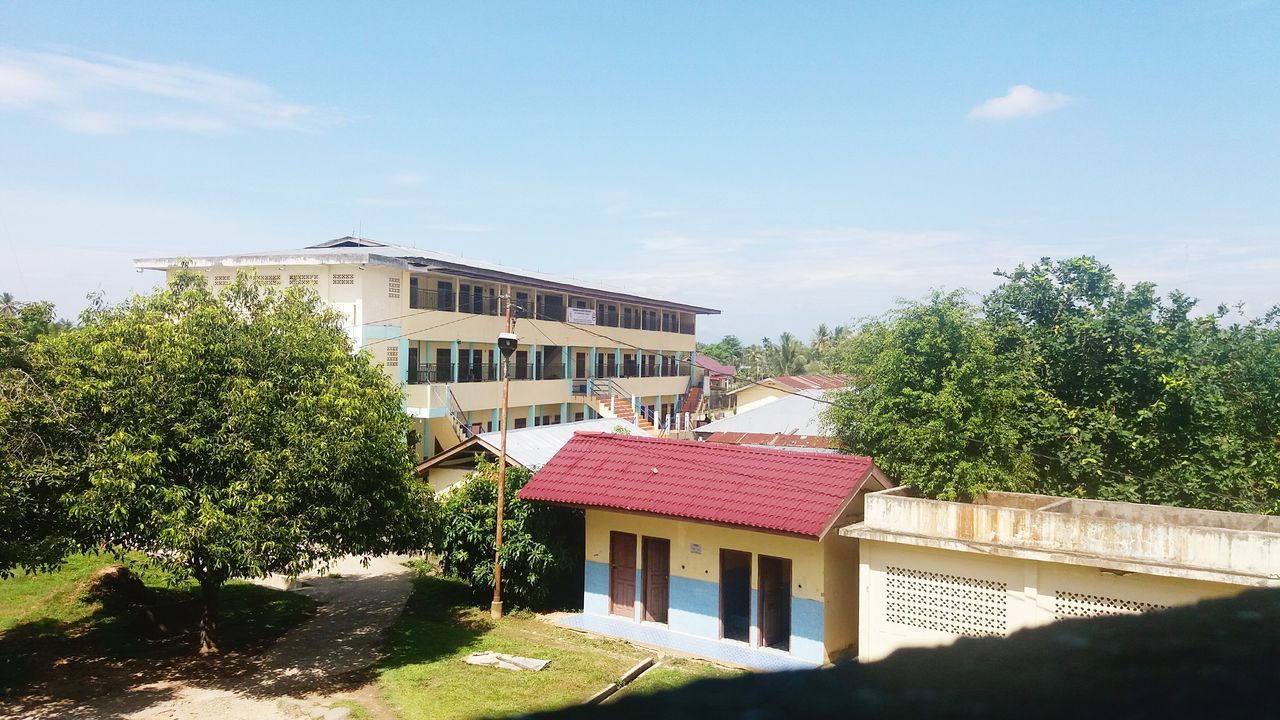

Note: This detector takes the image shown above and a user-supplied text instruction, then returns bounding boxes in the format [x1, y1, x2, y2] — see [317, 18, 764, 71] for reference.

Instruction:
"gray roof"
[134, 236, 719, 315]
[695, 388, 840, 436]
[475, 418, 649, 468]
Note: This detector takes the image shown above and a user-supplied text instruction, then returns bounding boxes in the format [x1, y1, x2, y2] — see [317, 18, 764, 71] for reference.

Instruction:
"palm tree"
[768, 332, 808, 376]
[811, 323, 832, 360]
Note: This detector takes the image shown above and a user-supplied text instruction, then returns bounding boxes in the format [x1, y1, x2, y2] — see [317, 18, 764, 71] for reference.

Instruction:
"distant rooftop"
[135, 236, 720, 315]
[696, 387, 838, 438]
[414, 418, 648, 475]
[730, 374, 850, 395]
[694, 355, 737, 378]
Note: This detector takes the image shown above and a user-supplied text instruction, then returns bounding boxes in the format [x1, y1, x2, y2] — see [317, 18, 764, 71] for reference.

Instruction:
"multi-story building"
[135, 236, 720, 461]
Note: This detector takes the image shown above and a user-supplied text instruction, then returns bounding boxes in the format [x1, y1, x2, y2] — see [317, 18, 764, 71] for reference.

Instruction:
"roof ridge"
[572, 431, 871, 463]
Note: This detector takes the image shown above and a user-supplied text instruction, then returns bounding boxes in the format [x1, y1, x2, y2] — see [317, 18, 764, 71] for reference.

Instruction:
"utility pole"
[492, 285, 516, 619]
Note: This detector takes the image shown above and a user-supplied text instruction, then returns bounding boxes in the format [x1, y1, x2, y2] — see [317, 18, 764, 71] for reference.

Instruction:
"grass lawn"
[0, 553, 315, 695]
[378, 573, 734, 719]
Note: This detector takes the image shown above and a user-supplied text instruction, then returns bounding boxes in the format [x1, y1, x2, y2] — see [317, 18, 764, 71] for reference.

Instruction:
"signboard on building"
[567, 307, 597, 324]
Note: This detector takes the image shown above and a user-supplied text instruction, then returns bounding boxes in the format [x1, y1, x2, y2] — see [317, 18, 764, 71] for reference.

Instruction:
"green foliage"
[0, 296, 77, 577]
[25, 271, 435, 649]
[826, 258, 1280, 514]
[826, 291, 1039, 500]
[433, 459, 582, 608]
[697, 334, 745, 366]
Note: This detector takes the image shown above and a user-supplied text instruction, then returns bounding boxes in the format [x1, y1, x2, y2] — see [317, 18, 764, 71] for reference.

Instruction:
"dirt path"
[5, 556, 415, 720]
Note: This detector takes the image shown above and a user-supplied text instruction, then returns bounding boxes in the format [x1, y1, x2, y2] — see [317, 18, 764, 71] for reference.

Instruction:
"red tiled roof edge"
[518, 432, 875, 537]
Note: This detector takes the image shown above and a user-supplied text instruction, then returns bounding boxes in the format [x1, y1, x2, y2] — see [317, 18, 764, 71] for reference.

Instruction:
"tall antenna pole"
[492, 284, 514, 619]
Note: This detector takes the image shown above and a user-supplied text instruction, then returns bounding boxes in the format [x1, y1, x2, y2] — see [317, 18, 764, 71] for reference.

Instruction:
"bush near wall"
[433, 459, 583, 609]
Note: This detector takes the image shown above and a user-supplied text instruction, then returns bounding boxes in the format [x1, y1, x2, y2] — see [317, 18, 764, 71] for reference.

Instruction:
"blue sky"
[1, 1, 1277, 339]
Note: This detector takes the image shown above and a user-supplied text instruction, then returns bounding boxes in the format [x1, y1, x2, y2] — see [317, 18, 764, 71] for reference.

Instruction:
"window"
[259, 274, 281, 286]
[385, 346, 399, 367]
[213, 275, 231, 286]
[514, 418, 528, 429]
[388, 277, 402, 299]
[332, 273, 354, 285]
[290, 274, 319, 286]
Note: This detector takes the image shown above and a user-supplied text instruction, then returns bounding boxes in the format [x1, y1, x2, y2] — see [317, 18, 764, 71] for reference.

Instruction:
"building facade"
[136, 236, 719, 461]
[842, 487, 1280, 662]
[519, 433, 893, 669]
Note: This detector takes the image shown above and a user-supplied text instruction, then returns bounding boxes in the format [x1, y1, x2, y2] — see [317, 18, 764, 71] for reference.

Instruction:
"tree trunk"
[198, 577, 221, 654]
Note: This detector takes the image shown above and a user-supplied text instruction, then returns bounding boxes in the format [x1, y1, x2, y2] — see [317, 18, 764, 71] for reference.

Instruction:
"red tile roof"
[518, 433, 877, 537]
[772, 374, 850, 390]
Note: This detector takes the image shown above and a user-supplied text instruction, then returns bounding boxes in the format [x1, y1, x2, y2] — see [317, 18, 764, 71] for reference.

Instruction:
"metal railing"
[409, 288, 502, 315]
[409, 362, 568, 384]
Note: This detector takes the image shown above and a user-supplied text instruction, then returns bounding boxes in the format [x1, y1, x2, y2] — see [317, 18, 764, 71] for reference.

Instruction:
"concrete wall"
[732, 385, 784, 415]
[857, 539, 1245, 662]
[425, 467, 471, 494]
[583, 509, 837, 664]
[858, 488, 1280, 585]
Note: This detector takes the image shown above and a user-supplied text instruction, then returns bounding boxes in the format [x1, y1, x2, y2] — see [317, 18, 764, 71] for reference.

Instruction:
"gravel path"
[5, 556, 415, 720]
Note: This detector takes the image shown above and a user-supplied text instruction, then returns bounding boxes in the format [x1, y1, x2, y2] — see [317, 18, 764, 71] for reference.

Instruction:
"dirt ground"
[2, 556, 416, 720]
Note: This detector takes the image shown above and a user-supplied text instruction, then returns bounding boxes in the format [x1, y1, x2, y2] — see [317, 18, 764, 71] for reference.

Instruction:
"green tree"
[767, 332, 810, 376]
[433, 459, 583, 608]
[0, 296, 77, 576]
[826, 258, 1280, 514]
[33, 272, 435, 652]
[825, 292, 1039, 500]
[698, 334, 745, 367]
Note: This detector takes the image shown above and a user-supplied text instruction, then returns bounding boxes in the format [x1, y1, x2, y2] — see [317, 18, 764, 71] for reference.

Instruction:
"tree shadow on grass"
[375, 573, 491, 673]
[0, 581, 315, 718]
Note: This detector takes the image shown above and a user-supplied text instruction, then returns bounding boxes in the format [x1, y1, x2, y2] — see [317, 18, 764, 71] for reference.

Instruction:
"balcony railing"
[409, 288, 501, 315]
[407, 362, 570, 384]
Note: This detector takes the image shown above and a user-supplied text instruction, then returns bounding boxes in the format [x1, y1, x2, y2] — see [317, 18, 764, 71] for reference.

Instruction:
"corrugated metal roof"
[695, 388, 839, 437]
[475, 418, 648, 468]
[772, 374, 850, 390]
[134, 236, 719, 315]
[518, 433, 877, 537]
[694, 355, 737, 378]
[701, 432, 837, 450]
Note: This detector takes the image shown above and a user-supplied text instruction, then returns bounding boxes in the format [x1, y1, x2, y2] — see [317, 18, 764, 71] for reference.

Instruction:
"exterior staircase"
[580, 379, 659, 435]
[680, 386, 703, 418]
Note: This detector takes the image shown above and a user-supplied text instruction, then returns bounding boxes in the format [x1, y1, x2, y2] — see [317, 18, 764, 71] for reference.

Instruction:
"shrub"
[433, 459, 582, 609]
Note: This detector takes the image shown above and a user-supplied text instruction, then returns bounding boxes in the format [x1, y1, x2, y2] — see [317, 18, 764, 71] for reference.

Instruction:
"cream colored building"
[135, 236, 719, 461]
[842, 487, 1280, 661]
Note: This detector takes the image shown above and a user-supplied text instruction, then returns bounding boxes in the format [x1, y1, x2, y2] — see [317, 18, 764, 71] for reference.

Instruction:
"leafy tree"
[33, 272, 435, 652]
[767, 332, 810, 376]
[697, 334, 745, 366]
[826, 258, 1280, 514]
[0, 296, 77, 576]
[433, 459, 583, 608]
[825, 292, 1039, 500]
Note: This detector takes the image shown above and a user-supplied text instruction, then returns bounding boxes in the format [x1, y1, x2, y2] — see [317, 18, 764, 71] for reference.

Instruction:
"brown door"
[758, 555, 792, 651]
[609, 532, 637, 618]
[642, 537, 670, 623]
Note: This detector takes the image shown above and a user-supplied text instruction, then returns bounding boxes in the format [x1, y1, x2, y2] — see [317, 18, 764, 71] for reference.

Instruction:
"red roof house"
[519, 433, 892, 668]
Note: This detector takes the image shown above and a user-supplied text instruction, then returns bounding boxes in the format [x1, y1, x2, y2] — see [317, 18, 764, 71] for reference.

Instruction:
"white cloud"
[389, 170, 428, 187]
[585, 227, 1279, 339]
[969, 85, 1072, 121]
[0, 46, 332, 134]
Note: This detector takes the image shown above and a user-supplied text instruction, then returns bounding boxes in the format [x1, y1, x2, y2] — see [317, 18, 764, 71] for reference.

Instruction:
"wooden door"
[609, 532, 637, 618]
[576, 352, 588, 379]
[758, 555, 792, 651]
[642, 537, 670, 623]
